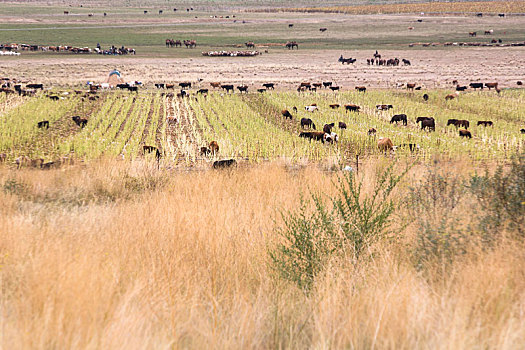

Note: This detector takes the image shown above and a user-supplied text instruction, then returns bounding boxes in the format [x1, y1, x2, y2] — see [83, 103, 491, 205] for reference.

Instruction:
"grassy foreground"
[1, 158, 524, 348]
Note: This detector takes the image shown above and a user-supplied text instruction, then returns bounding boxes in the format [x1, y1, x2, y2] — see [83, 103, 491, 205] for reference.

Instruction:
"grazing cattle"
[406, 83, 416, 90]
[26, 83, 43, 90]
[312, 83, 322, 89]
[368, 128, 377, 136]
[300, 118, 316, 129]
[320, 28, 327, 32]
[456, 85, 468, 91]
[285, 41, 298, 50]
[282, 109, 293, 119]
[477, 120, 493, 127]
[299, 131, 325, 143]
[197, 88, 208, 94]
[209, 141, 219, 154]
[72, 116, 88, 128]
[344, 104, 360, 112]
[517, 81, 523, 86]
[324, 132, 338, 143]
[520, 129, 525, 134]
[200, 147, 211, 156]
[127, 86, 138, 93]
[165, 84, 175, 89]
[390, 114, 407, 125]
[418, 118, 435, 131]
[338, 121, 347, 129]
[213, 159, 237, 169]
[323, 82, 333, 89]
[323, 123, 335, 133]
[339, 56, 356, 64]
[329, 104, 340, 109]
[288, 24, 294, 28]
[257, 88, 266, 93]
[498, 13, 505, 17]
[245, 42, 255, 48]
[210, 82, 221, 88]
[262, 83, 275, 89]
[305, 105, 318, 112]
[398, 143, 420, 152]
[377, 138, 394, 153]
[64, 11, 69, 15]
[237, 85, 248, 93]
[221, 84, 234, 93]
[155, 83, 165, 89]
[376, 104, 393, 111]
[177, 90, 187, 98]
[459, 129, 472, 138]
[469, 32, 477, 37]
[484, 30, 494, 35]
[329, 86, 340, 91]
[48, 95, 60, 101]
[423, 93, 429, 101]
[402, 59, 411, 66]
[37, 120, 49, 129]
[355, 86, 366, 92]
[445, 94, 456, 100]
[447, 119, 468, 128]
[469, 83, 484, 90]
[485, 82, 498, 89]
[179, 82, 191, 89]
[183, 40, 196, 48]
[292, 106, 298, 113]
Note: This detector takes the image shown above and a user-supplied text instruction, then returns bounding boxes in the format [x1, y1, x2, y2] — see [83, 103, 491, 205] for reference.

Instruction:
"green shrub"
[270, 164, 406, 290]
[469, 154, 525, 240]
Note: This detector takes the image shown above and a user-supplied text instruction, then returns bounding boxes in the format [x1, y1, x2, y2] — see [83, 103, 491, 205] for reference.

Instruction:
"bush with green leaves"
[469, 154, 525, 240]
[270, 164, 406, 290]
[406, 168, 469, 269]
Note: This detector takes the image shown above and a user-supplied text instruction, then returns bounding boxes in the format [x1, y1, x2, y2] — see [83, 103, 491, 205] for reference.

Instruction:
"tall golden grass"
[1, 159, 524, 349]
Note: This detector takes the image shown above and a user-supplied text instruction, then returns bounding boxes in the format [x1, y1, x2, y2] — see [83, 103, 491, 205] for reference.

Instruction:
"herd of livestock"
[0, 43, 136, 55]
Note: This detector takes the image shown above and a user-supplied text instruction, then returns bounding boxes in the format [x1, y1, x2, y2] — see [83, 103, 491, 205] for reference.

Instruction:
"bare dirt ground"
[1, 47, 524, 88]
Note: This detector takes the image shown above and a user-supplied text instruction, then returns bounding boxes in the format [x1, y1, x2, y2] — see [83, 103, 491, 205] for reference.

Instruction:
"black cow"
[390, 114, 407, 125]
[37, 120, 49, 129]
[300, 118, 316, 129]
[338, 121, 347, 129]
[72, 116, 88, 128]
[213, 159, 237, 169]
[26, 83, 43, 90]
[221, 84, 234, 93]
[469, 83, 484, 90]
[262, 83, 275, 89]
[179, 82, 192, 89]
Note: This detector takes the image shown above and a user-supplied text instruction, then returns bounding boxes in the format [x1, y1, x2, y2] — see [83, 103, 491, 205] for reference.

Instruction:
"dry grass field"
[1, 1, 525, 349]
[1, 159, 525, 349]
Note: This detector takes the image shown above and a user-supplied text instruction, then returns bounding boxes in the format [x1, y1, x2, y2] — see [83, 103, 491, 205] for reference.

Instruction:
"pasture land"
[1, 88, 524, 164]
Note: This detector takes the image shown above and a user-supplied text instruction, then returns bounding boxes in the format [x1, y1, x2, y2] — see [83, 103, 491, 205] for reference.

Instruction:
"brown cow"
[355, 86, 366, 92]
[299, 131, 325, 143]
[445, 94, 456, 100]
[344, 104, 360, 112]
[282, 109, 293, 119]
[378, 138, 394, 152]
[323, 123, 335, 133]
[210, 82, 221, 88]
[406, 83, 416, 90]
[209, 141, 219, 154]
[338, 122, 347, 129]
[459, 129, 472, 138]
[477, 120, 493, 127]
[485, 82, 498, 89]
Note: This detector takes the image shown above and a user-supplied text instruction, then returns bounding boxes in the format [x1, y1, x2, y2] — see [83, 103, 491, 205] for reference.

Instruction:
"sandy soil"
[1, 47, 524, 88]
